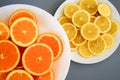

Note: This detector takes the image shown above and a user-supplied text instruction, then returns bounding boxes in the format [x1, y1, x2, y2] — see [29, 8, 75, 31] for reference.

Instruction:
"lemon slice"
[79, 0, 98, 15]
[94, 16, 111, 33]
[98, 3, 111, 16]
[81, 23, 100, 40]
[58, 16, 72, 25]
[78, 41, 93, 58]
[101, 34, 114, 48]
[72, 29, 86, 46]
[70, 41, 78, 52]
[90, 16, 96, 23]
[64, 3, 80, 18]
[62, 23, 77, 41]
[72, 10, 90, 28]
[88, 37, 106, 55]
[107, 20, 119, 36]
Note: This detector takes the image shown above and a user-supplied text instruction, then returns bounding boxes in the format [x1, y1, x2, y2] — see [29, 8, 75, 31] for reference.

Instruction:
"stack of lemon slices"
[58, 0, 119, 58]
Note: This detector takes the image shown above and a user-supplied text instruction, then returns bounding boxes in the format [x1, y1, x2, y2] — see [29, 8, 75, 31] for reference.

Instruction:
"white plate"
[0, 4, 71, 80]
[54, 0, 120, 64]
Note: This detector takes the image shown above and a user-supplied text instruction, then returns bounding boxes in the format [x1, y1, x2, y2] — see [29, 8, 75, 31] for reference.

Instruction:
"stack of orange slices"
[0, 9, 63, 80]
[58, 0, 119, 58]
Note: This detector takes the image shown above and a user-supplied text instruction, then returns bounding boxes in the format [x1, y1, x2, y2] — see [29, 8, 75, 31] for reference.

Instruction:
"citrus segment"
[79, 0, 98, 15]
[98, 3, 111, 16]
[9, 9, 37, 27]
[94, 16, 111, 33]
[62, 23, 77, 41]
[88, 37, 106, 55]
[6, 70, 34, 80]
[64, 3, 80, 18]
[10, 17, 38, 47]
[0, 21, 9, 40]
[107, 20, 119, 36]
[70, 41, 78, 52]
[72, 29, 86, 46]
[58, 16, 72, 25]
[72, 10, 90, 28]
[34, 70, 54, 80]
[78, 41, 93, 58]
[37, 33, 63, 60]
[22, 43, 53, 76]
[0, 40, 20, 73]
[81, 23, 100, 40]
[101, 34, 114, 48]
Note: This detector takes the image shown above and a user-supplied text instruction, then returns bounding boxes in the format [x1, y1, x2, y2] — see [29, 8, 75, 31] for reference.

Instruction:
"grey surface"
[0, 0, 120, 80]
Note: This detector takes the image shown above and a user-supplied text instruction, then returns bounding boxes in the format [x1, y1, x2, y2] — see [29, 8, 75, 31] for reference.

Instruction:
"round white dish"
[0, 4, 71, 80]
[54, 0, 120, 64]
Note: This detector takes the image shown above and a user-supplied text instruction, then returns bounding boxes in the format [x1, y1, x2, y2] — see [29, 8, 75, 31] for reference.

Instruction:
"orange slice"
[10, 17, 38, 47]
[0, 40, 20, 73]
[88, 37, 106, 55]
[101, 34, 114, 48]
[0, 72, 8, 80]
[62, 23, 77, 41]
[78, 41, 93, 58]
[72, 29, 86, 46]
[9, 9, 37, 27]
[70, 41, 78, 52]
[22, 43, 53, 76]
[0, 21, 9, 40]
[64, 3, 80, 18]
[58, 16, 72, 25]
[81, 23, 100, 40]
[79, 0, 98, 15]
[37, 33, 63, 60]
[72, 10, 90, 28]
[6, 70, 34, 80]
[107, 20, 119, 36]
[94, 16, 111, 33]
[98, 3, 111, 16]
[34, 70, 54, 80]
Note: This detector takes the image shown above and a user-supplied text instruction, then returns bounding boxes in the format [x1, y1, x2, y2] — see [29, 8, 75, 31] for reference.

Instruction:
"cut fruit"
[70, 41, 78, 52]
[22, 43, 53, 76]
[72, 29, 86, 46]
[88, 37, 106, 55]
[64, 3, 80, 18]
[0, 21, 9, 40]
[72, 10, 90, 28]
[10, 17, 38, 47]
[6, 70, 34, 80]
[62, 23, 77, 41]
[0, 72, 8, 80]
[90, 16, 96, 23]
[98, 3, 111, 16]
[34, 70, 54, 80]
[101, 34, 114, 48]
[94, 16, 111, 33]
[58, 16, 72, 25]
[78, 41, 93, 58]
[81, 23, 100, 40]
[37, 33, 63, 60]
[107, 20, 119, 36]
[79, 0, 98, 15]
[9, 9, 37, 27]
[0, 40, 20, 73]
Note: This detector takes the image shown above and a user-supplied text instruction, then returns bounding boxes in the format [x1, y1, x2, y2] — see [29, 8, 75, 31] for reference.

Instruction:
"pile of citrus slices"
[58, 0, 119, 58]
[0, 9, 63, 80]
